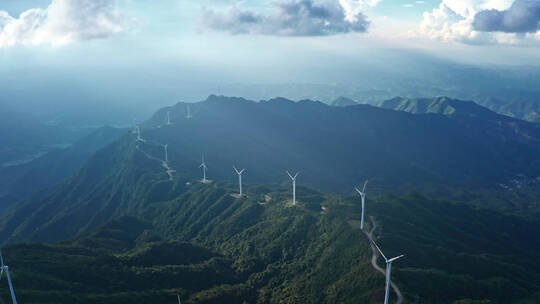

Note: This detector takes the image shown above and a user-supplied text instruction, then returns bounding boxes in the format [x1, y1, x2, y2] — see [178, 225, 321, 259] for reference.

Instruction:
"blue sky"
[1, 0, 539, 92]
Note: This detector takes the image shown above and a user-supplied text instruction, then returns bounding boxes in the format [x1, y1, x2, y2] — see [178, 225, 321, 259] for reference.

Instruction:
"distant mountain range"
[330, 97, 358, 107]
[330, 94, 540, 123]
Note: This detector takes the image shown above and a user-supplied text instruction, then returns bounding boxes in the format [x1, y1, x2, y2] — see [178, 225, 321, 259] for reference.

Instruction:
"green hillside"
[2, 183, 540, 303]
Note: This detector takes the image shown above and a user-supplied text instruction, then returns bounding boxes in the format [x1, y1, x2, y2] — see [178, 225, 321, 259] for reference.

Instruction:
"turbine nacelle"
[371, 240, 404, 264]
[233, 166, 245, 175]
[355, 180, 369, 196]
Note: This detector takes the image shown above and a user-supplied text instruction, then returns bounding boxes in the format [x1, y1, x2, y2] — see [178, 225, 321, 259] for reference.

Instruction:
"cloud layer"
[200, 0, 370, 36]
[0, 0, 127, 48]
[417, 0, 540, 45]
[473, 0, 540, 33]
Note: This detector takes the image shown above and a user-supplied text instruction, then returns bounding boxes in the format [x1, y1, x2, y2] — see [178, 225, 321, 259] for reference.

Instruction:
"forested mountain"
[2, 95, 540, 303]
[145, 95, 540, 192]
[3, 95, 540, 244]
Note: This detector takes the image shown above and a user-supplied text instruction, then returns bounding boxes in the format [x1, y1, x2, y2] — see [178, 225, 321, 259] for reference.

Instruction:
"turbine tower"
[162, 144, 168, 163]
[355, 180, 369, 230]
[177, 293, 181, 304]
[372, 240, 404, 304]
[0, 249, 18, 304]
[186, 104, 192, 119]
[286, 171, 299, 206]
[136, 125, 143, 142]
[166, 111, 172, 125]
[233, 166, 245, 196]
[199, 154, 207, 182]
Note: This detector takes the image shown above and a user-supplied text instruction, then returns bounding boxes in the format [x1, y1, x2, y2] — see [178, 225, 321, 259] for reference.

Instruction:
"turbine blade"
[294, 172, 299, 179]
[6, 269, 17, 304]
[355, 187, 362, 195]
[388, 254, 405, 263]
[371, 240, 387, 262]
[362, 180, 369, 192]
[286, 171, 294, 180]
[239, 169, 245, 174]
[233, 166, 239, 174]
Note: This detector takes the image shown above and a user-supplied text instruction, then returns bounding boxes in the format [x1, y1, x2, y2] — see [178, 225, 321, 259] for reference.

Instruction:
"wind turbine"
[199, 154, 207, 182]
[177, 293, 181, 304]
[233, 166, 245, 196]
[166, 111, 172, 125]
[355, 180, 369, 230]
[372, 240, 404, 304]
[286, 171, 299, 206]
[0, 249, 18, 304]
[186, 104, 192, 119]
[162, 144, 169, 163]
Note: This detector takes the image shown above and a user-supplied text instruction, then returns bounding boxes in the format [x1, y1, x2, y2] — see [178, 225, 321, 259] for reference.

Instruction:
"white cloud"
[339, 0, 381, 22]
[201, 0, 371, 36]
[416, 0, 540, 45]
[0, 0, 128, 48]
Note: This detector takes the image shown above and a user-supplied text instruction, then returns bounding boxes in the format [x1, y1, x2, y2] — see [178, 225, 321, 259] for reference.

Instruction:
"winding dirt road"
[365, 216, 404, 304]
[136, 144, 175, 181]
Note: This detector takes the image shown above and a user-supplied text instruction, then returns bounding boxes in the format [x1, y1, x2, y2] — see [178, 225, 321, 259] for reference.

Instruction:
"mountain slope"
[0, 187, 379, 304]
[2, 183, 540, 303]
[376, 96, 522, 120]
[475, 94, 540, 123]
[0, 126, 126, 209]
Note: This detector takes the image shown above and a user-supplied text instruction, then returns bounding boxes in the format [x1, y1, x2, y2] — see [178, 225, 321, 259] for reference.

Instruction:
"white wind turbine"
[355, 180, 369, 230]
[166, 111, 172, 125]
[233, 166, 245, 196]
[162, 144, 169, 163]
[186, 104, 192, 119]
[0, 249, 18, 304]
[286, 171, 299, 206]
[372, 240, 404, 304]
[177, 293, 181, 304]
[199, 154, 207, 182]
